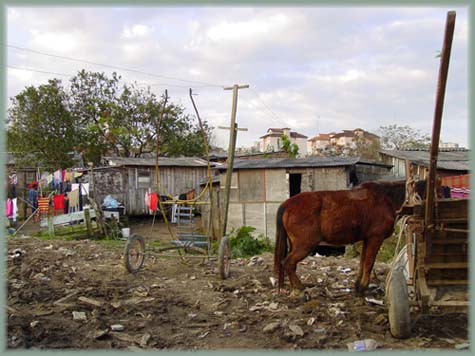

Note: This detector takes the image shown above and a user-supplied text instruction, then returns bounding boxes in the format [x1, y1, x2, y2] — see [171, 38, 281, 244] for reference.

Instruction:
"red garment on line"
[149, 192, 158, 211]
[53, 194, 65, 215]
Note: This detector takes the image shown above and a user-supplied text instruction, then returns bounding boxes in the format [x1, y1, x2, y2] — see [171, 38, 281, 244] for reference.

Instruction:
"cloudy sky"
[6, 6, 469, 149]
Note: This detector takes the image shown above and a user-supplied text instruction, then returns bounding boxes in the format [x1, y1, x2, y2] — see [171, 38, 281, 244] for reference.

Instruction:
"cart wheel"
[124, 234, 145, 273]
[387, 269, 411, 339]
[218, 235, 231, 279]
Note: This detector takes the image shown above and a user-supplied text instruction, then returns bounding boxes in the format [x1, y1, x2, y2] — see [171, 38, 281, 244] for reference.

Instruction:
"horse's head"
[413, 177, 444, 200]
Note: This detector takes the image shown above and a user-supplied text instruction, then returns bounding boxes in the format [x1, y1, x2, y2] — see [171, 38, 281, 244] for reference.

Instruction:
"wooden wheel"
[124, 234, 145, 273]
[218, 235, 231, 279]
[387, 269, 411, 339]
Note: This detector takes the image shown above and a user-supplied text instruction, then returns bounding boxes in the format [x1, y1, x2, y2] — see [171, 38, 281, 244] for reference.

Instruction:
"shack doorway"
[289, 173, 302, 197]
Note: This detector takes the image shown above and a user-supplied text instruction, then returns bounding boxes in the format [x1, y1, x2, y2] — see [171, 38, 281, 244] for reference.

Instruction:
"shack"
[201, 156, 393, 241]
[379, 149, 470, 179]
[86, 156, 215, 216]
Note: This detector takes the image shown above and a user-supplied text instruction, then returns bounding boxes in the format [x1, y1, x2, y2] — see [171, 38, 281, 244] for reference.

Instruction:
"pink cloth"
[6, 199, 13, 217]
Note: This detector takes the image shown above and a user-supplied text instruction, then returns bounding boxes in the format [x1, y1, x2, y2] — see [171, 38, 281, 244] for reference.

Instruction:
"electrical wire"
[7, 44, 225, 88]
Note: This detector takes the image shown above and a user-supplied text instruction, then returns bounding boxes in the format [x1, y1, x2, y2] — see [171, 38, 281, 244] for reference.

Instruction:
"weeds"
[228, 226, 273, 258]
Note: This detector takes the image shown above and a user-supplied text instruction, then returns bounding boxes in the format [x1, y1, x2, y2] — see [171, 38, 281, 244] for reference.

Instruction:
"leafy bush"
[229, 226, 273, 258]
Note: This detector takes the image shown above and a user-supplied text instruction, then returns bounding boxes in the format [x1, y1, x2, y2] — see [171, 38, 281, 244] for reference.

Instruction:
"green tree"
[7, 79, 77, 169]
[379, 124, 430, 150]
[281, 134, 299, 158]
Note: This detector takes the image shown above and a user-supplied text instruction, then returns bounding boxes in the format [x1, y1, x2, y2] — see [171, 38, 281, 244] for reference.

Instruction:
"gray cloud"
[6, 6, 469, 149]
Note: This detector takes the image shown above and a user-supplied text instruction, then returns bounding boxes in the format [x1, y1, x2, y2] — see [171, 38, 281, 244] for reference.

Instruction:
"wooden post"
[84, 208, 93, 238]
[47, 215, 55, 238]
[221, 84, 249, 237]
[425, 11, 456, 227]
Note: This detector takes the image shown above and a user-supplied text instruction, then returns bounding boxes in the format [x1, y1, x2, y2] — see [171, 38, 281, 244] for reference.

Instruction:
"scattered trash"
[111, 324, 125, 332]
[214, 311, 223, 316]
[365, 297, 384, 306]
[30, 321, 40, 328]
[374, 314, 388, 325]
[338, 267, 352, 273]
[269, 302, 278, 310]
[44, 244, 53, 250]
[79, 296, 104, 308]
[72, 311, 87, 321]
[263, 322, 281, 333]
[110, 301, 121, 309]
[307, 317, 316, 326]
[314, 252, 323, 257]
[269, 277, 277, 287]
[197, 331, 209, 339]
[288, 325, 304, 337]
[347, 339, 380, 352]
[188, 313, 197, 319]
[454, 343, 469, 350]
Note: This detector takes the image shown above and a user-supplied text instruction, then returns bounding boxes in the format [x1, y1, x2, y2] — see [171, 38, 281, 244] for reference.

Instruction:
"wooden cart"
[386, 11, 469, 339]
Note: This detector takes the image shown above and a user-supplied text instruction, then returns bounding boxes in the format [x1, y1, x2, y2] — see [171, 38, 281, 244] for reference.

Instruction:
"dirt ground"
[6, 218, 469, 350]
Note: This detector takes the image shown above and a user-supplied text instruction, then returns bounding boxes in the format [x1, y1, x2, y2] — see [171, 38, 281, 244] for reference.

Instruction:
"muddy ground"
[6, 218, 469, 350]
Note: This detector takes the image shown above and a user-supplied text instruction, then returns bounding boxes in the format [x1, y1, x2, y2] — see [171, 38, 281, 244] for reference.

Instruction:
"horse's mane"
[359, 180, 407, 210]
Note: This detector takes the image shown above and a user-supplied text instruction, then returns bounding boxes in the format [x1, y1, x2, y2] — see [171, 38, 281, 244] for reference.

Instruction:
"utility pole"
[221, 84, 249, 237]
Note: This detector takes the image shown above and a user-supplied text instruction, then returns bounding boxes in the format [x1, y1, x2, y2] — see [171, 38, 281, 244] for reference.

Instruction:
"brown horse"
[274, 179, 430, 294]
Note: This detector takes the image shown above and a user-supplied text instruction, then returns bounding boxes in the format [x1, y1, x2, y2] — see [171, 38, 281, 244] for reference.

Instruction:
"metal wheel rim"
[223, 241, 231, 275]
[128, 239, 144, 270]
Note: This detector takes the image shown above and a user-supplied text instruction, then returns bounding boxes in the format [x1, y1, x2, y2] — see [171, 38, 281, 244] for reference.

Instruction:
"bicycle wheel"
[124, 234, 145, 273]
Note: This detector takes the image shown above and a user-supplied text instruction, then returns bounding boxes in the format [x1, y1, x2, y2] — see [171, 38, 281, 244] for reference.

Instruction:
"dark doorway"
[289, 173, 302, 197]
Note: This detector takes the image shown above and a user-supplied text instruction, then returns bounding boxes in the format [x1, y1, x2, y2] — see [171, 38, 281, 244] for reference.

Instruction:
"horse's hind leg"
[282, 238, 313, 290]
[355, 237, 384, 295]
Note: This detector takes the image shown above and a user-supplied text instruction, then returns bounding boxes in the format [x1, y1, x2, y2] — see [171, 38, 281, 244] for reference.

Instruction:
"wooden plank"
[426, 262, 468, 269]
[427, 280, 468, 286]
[40, 209, 96, 228]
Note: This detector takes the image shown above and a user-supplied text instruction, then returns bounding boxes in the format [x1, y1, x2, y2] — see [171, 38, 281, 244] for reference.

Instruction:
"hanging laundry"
[68, 189, 80, 213]
[149, 192, 158, 211]
[38, 197, 50, 214]
[45, 174, 53, 185]
[6, 198, 13, 218]
[62, 170, 66, 181]
[12, 198, 18, 222]
[53, 170, 62, 181]
[53, 194, 65, 215]
[64, 171, 73, 182]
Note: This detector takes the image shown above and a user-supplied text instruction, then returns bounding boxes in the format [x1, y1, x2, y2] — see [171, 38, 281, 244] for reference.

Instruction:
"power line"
[248, 87, 290, 126]
[6, 43, 225, 88]
[8, 65, 73, 78]
[7, 65, 215, 90]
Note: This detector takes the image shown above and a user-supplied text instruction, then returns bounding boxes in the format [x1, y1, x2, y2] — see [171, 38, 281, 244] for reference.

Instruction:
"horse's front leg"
[355, 237, 384, 295]
[354, 240, 367, 293]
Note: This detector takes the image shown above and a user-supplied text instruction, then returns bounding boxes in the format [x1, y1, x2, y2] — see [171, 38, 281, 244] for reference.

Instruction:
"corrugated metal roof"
[379, 149, 470, 171]
[221, 156, 390, 170]
[104, 156, 213, 168]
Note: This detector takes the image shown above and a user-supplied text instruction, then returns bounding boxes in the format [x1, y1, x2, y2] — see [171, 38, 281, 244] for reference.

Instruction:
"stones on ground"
[72, 311, 87, 321]
[140, 333, 151, 347]
[307, 317, 316, 326]
[263, 322, 281, 333]
[269, 302, 278, 310]
[88, 329, 109, 340]
[111, 324, 125, 331]
[288, 325, 304, 337]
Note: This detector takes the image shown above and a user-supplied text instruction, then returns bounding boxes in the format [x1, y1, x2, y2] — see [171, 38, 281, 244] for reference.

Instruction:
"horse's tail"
[274, 204, 288, 291]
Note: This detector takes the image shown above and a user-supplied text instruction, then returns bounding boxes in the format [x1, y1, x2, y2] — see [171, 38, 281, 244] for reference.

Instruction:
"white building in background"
[259, 128, 308, 157]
